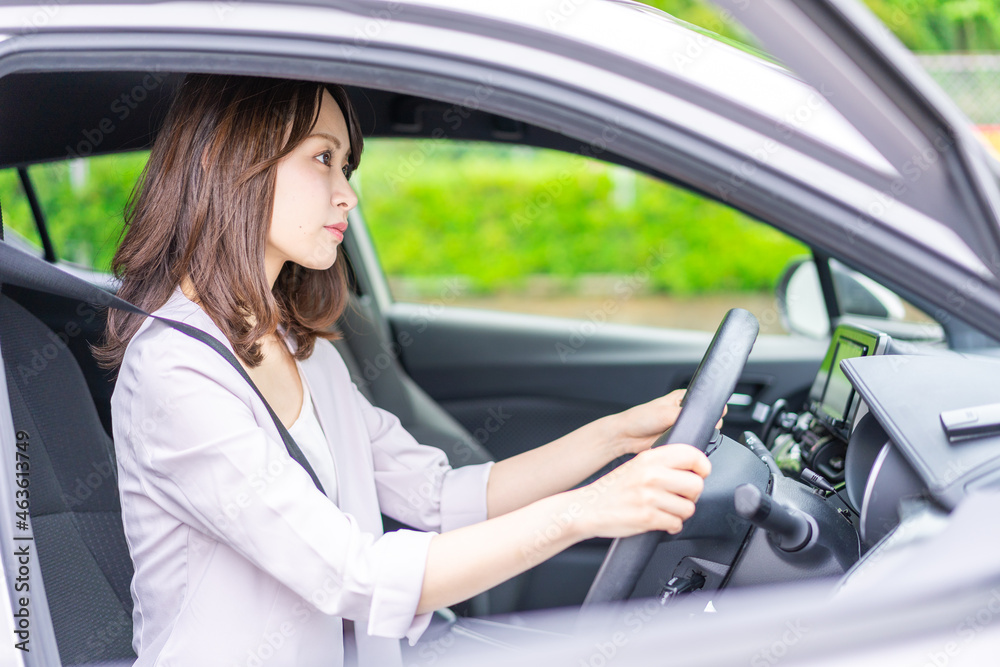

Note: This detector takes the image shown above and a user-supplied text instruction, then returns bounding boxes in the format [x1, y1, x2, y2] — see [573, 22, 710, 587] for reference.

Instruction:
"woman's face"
[265, 88, 357, 286]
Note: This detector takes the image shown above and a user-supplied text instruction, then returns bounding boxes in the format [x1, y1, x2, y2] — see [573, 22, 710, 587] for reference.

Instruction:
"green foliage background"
[1, 142, 806, 296]
[358, 142, 803, 295]
[643, 0, 1000, 52]
[0, 155, 144, 272]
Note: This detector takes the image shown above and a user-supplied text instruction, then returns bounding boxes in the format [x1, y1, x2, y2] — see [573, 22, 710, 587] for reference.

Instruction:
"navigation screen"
[820, 339, 867, 421]
[808, 325, 884, 438]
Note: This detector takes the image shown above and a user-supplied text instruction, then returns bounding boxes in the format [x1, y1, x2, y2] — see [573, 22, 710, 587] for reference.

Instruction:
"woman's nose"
[334, 174, 358, 211]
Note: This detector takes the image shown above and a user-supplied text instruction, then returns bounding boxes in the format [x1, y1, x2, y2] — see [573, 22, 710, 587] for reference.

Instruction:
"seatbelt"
[0, 240, 327, 496]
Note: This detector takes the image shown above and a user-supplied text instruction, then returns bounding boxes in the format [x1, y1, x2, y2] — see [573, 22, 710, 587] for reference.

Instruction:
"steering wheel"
[582, 308, 760, 608]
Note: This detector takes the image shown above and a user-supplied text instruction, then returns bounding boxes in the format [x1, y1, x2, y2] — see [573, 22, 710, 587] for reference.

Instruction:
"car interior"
[1, 69, 694, 664]
[0, 65, 984, 666]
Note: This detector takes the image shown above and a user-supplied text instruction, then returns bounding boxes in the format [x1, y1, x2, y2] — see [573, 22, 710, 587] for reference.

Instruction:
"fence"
[917, 53, 1000, 150]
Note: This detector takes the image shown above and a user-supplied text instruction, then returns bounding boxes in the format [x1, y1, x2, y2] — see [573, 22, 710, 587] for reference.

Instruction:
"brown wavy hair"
[94, 73, 363, 371]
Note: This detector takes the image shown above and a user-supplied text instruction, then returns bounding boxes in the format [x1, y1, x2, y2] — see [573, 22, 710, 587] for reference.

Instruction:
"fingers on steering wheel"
[634, 453, 706, 501]
[655, 468, 706, 503]
[641, 493, 695, 534]
[648, 490, 697, 522]
[644, 443, 712, 479]
[657, 513, 685, 535]
[716, 405, 728, 430]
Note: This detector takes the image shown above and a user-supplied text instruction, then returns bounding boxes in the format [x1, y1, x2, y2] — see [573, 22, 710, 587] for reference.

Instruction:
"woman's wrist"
[598, 411, 633, 460]
[516, 490, 595, 568]
[551, 487, 595, 544]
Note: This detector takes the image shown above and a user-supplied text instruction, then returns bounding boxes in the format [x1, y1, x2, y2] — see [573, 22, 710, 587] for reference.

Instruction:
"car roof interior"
[0, 70, 656, 173]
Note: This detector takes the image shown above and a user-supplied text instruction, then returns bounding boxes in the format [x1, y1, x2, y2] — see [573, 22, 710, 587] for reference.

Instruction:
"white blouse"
[111, 286, 494, 667]
[287, 362, 338, 502]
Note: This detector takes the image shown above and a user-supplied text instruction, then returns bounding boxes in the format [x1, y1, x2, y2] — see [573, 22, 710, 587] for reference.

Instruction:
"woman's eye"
[315, 148, 352, 179]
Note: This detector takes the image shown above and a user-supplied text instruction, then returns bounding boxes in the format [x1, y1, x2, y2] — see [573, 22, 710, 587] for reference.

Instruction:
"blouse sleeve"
[349, 382, 494, 534]
[118, 325, 436, 642]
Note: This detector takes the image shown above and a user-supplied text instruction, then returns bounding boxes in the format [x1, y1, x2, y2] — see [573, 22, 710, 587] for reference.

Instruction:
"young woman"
[96, 74, 712, 667]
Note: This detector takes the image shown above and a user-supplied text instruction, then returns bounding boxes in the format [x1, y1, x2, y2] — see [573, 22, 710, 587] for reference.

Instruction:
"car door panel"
[388, 302, 828, 462]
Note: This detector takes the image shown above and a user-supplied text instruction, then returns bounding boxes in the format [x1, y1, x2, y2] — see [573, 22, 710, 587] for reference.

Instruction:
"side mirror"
[775, 257, 906, 338]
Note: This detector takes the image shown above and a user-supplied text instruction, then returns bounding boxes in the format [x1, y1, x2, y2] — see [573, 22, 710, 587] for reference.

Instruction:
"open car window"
[0, 169, 39, 251]
[357, 138, 806, 334]
[0, 153, 147, 271]
[1, 135, 946, 342]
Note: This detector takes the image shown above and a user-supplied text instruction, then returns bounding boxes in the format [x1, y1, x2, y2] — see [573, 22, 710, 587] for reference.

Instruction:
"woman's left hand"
[610, 389, 725, 457]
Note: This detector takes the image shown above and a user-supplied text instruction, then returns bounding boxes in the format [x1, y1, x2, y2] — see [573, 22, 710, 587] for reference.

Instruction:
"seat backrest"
[332, 296, 523, 617]
[335, 294, 494, 468]
[0, 294, 136, 665]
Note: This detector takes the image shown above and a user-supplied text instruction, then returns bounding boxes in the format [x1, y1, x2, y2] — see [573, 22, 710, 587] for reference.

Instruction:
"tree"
[642, 0, 1000, 52]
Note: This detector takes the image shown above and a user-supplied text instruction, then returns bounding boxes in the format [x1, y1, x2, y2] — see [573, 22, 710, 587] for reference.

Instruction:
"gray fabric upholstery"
[336, 294, 494, 468]
[1, 295, 136, 665]
[335, 295, 525, 615]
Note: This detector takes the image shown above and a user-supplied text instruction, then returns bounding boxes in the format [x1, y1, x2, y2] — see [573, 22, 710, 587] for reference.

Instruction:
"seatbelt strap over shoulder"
[0, 241, 327, 496]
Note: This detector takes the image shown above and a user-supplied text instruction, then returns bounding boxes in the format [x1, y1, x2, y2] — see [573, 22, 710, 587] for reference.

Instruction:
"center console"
[767, 324, 889, 483]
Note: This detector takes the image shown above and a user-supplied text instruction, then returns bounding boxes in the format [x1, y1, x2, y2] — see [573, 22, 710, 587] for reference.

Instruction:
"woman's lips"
[324, 224, 346, 240]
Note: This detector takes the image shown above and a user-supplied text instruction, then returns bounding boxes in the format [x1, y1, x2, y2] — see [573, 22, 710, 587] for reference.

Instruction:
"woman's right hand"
[418, 443, 711, 614]
[573, 444, 711, 539]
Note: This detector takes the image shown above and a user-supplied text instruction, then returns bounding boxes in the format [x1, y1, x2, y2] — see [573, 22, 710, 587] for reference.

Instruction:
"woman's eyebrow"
[309, 132, 343, 150]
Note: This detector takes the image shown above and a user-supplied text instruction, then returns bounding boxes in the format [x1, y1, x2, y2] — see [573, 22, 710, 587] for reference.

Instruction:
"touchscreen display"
[808, 325, 884, 436]
[820, 339, 867, 421]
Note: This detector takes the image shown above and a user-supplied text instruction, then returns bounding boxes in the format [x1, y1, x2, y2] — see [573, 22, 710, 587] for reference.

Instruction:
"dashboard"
[766, 324, 933, 548]
[763, 321, 1000, 556]
[632, 324, 1000, 604]
[631, 320, 1000, 600]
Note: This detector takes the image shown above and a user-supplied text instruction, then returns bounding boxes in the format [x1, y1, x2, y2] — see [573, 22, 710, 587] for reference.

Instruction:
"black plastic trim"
[16, 167, 55, 262]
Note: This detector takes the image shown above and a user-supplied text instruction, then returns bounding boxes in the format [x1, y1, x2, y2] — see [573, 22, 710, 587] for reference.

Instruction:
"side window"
[0, 169, 41, 251]
[1, 153, 148, 272]
[357, 139, 806, 334]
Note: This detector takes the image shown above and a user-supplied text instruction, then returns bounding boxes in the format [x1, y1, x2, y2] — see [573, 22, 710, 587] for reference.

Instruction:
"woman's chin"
[297, 248, 339, 272]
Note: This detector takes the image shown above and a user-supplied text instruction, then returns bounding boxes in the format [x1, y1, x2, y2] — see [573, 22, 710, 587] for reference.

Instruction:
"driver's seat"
[0, 288, 136, 665]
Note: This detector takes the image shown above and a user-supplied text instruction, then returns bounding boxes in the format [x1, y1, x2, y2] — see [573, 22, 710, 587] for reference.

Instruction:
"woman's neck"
[179, 275, 201, 306]
[180, 275, 292, 356]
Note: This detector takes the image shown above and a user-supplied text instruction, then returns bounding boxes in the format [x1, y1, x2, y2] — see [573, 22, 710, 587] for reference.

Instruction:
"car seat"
[0, 289, 136, 665]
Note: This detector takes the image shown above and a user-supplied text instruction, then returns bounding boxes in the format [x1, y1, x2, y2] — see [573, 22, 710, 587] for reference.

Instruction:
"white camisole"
[286, 361, 338, 501]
